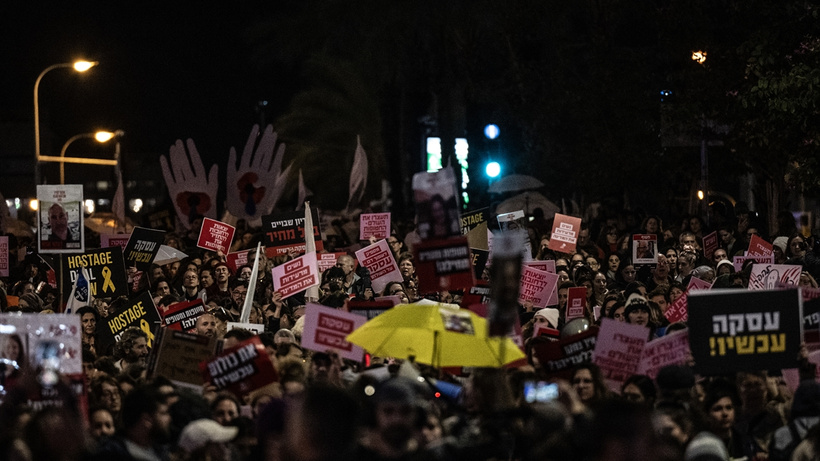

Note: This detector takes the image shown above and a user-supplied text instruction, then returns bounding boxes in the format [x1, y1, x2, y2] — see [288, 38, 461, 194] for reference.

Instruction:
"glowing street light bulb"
[95, 131, 116, 142]
[697, 190, 705, 200]
[691, 51, 707, 65]
[73, 60, 98, 72]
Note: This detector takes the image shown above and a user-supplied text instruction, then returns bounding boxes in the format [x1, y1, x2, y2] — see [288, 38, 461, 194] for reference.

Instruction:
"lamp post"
[59, 130, 120, 184]
[34, 60, 99, 185]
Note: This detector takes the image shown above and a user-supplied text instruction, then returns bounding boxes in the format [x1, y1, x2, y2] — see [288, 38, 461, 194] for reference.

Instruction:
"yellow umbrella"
[346, 302, 525, 368]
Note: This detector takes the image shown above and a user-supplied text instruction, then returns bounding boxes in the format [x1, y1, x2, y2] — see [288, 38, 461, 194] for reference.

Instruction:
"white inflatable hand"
[159, 139, 219, 229]
[226, 125, 288, 220]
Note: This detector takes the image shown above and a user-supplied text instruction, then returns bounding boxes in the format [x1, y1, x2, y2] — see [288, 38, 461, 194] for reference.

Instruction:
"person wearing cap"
[533, 308, 560, 331]
[715, 259, 735, 277]
[175, 418, 238, 461]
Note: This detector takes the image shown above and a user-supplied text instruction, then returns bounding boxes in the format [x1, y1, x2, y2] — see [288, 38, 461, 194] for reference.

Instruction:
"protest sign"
[782, 350, 820, 392]
[61, 247, 129, 305]
[524, 260, 556, 274]
[147, 208, 175, 231]
[802, 286, 820, 344]
[688, 277, 713, 291]
[466, 222, 489, 251]
[412, 169, 461, 240]
[200, 336, 278, 396]
[566, 287, 588, 320]
[489, 232, 523, 336]
[348, 299, 395, 320]
[702, 231, 718, 260]
[748, 264, 801, 290]
[162, 299, 206, 332]
[96, 291, 161, 353]
[637, 330, 690, 379]
[461, 282, 491, 308]
[592, 318, 649, 390]
[632, 234, 658, 267]
[518, 266, 559, 309]
[497, 211, 532, 261]
[688, 289, 803, 375]
[317, 252, 346, 272]
[227, 322, 265, 335]
[147, 328, 217, 391]
[461, 208, 488, 235]
[664, 291, 690, 324]
[261, 209, 323, 257]
[271, 252, 320, 299]
[302, 303, 366, 361]
[122, 227, 166, 271]
[532, 328, 599, 380]
[197, 218, 236, 254]
[414, 237, 474, 293]
[225, 251, 248, 273]
[0, 236, 8, 277]
[733, 255, 774, 272]
[469, 248, 489, 280]
[547, 213, 581, 253]
[359, 213, 391, 240]
[100, 234, 131, 251]
[0, 313, 83, 376]
[37, 184, 84, 253]
[747, 234, 774, 258]
[355, 240, 403, 294]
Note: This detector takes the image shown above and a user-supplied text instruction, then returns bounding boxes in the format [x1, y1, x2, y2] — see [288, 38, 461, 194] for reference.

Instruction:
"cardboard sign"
[592, 318, 650, 390]
[359, 213, 391, 240]
[148, 328, 217, 390]
[532, 327, 599, 380]
[200, 336, 278, 395]
[566, 286, 588, 320]
[524, 260, 556, 274]
[461, 208, 488, 235]
[197, 218, 236, 254]
[747, 234, 774, 258]
[0, 313, 83, 375]
[748, 264, 801, 290]
[702, 231, 718, 260]
[636, 330, 690, 379]
[301, 303, 366, 361]
[100, 234, 131, 251]
[518, 266, 559, 309]
[271, 252, 320, 299]
[632, 234, 658, 266]
[355, 240, 403, 294]
[61, 247, 129, 305]
[0, 236, 8, 277]
[96, 291, 161, 354]
[547, 213, 582, 253]
[261, 209, 323, 257]
[37, 184, 84, 254]
[414, 237, 474, 293]
[225, 251, 248, 273]
[317, 252, 346, 272]
[470, 248, 490, 280]
[122, 227, 166, 271]
[688, 289, 803, 375]
[162, 299, 206, 332]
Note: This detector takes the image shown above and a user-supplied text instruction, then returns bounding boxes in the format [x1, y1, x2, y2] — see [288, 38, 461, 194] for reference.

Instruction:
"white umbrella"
[495, 191, 560, 217]
[153, 245, 188, 266]
[488, 174, 544, 194]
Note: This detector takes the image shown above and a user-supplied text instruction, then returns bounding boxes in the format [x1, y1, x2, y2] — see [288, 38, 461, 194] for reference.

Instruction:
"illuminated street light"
[691, 51, 707, 65]
[486, 161, 501, 178]
[34, 60, 99, 184]
[58, 130, 122, 184]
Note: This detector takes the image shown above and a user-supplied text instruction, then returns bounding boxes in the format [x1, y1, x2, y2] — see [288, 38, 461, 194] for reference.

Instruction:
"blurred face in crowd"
[213, 399, 239, 426]
[128, 337, 149, 365]
[665, 249, 678, 270]
[214, 265, 231, 284]
[195, 314, 217, 337]
[593, 273, 608, 294]
[336, 256, 356, 276]
[645, 218, 659, 234]
[558, 288, 569, 310]
[621, 265, 636, 284]
[100, 382, 121, 413]
[154, 281, 171, 297]
[628, 307, 649, 326]
[200, 269, 214, 288]
[608, 254, 620, 272]
[586, 256, 600, 271]
[612, 305, 626, 322]
[669, 286, 684, 303]
[81, 312, 96, 337]
[399, 259, 414, 279]
[650, 294, 668, 313]
[708, 397, 735, 434]
[712, 249, 728, 263]
[572, 368, 595, 402]
[654, 255, 669, 279]
[183, 270, 199, 289]
[89, 409, 115, 440]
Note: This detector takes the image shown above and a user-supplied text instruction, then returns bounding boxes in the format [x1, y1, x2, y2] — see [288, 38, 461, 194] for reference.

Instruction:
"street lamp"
[34, 60, 99, 184]
[59, 130, 121, 184]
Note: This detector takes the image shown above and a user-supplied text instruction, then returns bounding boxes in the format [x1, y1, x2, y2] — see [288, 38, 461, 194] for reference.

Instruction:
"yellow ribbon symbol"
[101, 266, 115, 293]
[140, 319, 155, 348]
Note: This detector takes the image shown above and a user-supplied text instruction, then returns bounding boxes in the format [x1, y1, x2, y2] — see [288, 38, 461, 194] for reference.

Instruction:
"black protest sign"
[122, 227, 166, 271]
[470, 248, 489, 280]
[61, 247, 128, 304]
[414, 237, 475, 293]
[162, 299, 206, 332]
[461, 208, 488, 235]
[801, 286, 820, 344]
[532, 327, 599, 380]
[96, 291, 161, 354]
[688, 289, 803, 375]
[261, 209, 323, 257]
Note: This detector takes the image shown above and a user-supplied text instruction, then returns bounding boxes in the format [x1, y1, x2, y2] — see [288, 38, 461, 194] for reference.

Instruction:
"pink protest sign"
[547, 214, 582, 253]
[749, 264, 802, 290]
[524, 260, 556, 274]
[317, 252, 346, 272]
[637, 330, 690, 379]
[197, 218, 236, 254]
[225, 251, 248, 273]
[100, 233, 131, 251]
[733, 255, 774, 272]
[0, 236, 8, 277]
[272, 252, 320, 299]
[687, 277, 713, 291]
[747, 234, 773, 258]
[301, 303, 366, 361]
[518, 266, 559, 309]
[359, 213, 391, 240]
[702, 231, 718, 260]
[592, 318, 650, 391]
[566, 286, 587, 320]
[355, 240, 403, 294]
[664, 291, 690, 324]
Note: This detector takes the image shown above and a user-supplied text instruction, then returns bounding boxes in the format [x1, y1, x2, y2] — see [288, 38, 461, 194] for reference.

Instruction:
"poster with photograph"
[37, 185, 84, 254]
[0, 236, 8, 277]
[412, 169, 461, 241]
[632, 234, 658, 267]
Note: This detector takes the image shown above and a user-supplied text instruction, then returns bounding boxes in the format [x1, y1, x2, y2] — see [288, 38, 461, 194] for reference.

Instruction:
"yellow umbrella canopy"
[346, 302, 524, 368]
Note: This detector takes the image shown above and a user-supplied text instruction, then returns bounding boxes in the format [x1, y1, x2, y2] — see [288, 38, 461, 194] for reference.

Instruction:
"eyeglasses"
[388, 240, 400, 245]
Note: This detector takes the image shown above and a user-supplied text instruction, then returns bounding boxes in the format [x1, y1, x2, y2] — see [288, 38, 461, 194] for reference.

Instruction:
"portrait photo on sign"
[632, 234, 658, 266]
[412, 170, 461, 240]
[0, 333, 27, 381]
[37, 185, 84, 253]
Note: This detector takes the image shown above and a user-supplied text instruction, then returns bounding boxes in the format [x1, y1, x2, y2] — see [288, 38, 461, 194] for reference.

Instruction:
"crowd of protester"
[0, 202, 819, 461]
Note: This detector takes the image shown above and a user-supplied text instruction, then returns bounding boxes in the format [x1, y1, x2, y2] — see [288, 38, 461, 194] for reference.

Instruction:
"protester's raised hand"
[160, 139, 219, 230]
[226, 125, 290, 222]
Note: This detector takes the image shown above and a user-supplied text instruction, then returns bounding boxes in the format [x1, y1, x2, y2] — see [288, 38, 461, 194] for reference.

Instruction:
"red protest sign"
[664, 291, 690, 324]
[0, 236, 8, 277]
[359, 213, 391, 240]
[355, 240, 403, 294]
[532, 327, 599, 380]
[301, 303, 367, 361]
[162, 299, 206, 332]
[687, 277, 713, 291]
[702, 231, 718, 260]
[747, 234, 773, 258]
[637, 330, 690, 379]
[225, 251, 248, 273]
[524, 260, 556, 274]
[272, 252, 320, 299]
[518, 266, 559, 308]
[592, 318, 649, 391]
[547, 214, 582, 253]
[317, 252, 346, 272]
[197, 218, 236, 254]
[414, 237, 474, 293]
[566, 286, 588, 320]
[200, 336, 278, 396]
[100, 234, 131, 251]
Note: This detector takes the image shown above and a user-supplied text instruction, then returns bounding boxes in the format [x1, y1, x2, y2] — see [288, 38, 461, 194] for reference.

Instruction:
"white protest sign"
[355, 240, 403, 294]
[592, 318, 649, 391]
[272, 252, 320, 299]
[301, 303, 367, 361]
